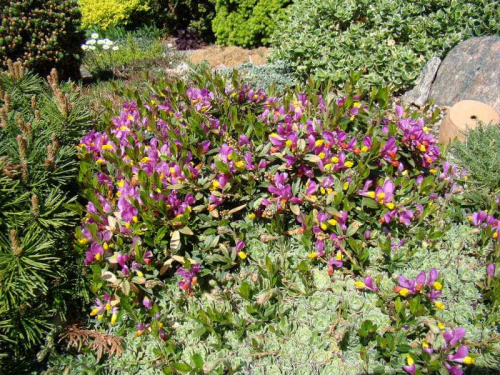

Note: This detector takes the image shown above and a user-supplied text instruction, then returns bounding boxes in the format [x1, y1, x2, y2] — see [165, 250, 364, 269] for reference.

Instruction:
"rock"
[402, 57, 441, 107]
[438, 100, 500, 144]
[165, 62, 190, 79]
[429, 36, 500, 112]
[79, 66, 92, 80]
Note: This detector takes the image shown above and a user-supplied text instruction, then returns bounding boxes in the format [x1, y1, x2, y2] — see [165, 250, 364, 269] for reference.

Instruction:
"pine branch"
[60, 325, 124, 361]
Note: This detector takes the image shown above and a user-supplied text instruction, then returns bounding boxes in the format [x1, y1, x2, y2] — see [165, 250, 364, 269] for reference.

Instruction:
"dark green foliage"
[148, 0, 216, 42]
[270, 0, 500, 90]
[0, 64, 91, 370]
[212, 0, 291, 47]
[0, 0, 85, 79]
[451, 123, 500, 192]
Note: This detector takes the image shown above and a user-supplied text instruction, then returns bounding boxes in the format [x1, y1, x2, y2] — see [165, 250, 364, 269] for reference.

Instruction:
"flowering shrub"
[73, 70, 499, 372]
[270, 0, 500, 90]
[81, 32, 172, 80]
[82, 34, 119, 52]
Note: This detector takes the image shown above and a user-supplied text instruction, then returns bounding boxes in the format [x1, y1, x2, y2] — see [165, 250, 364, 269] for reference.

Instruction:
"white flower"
[86, 39, 96, 45]
[81, 44, 88, 50]
[112, 46, 119, 51]
[97, 39, 105, 45]
[91, 33, 99, 39]
[167, 43, 173, 48]
[103, 44, 110, 50]
[89, 45, 96, 50]
[105, 39, 114, 46]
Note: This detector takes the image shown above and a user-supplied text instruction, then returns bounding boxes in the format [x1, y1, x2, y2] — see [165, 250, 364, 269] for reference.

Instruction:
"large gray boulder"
[403, 57, 441, 107]
[429, 36, 500, 112]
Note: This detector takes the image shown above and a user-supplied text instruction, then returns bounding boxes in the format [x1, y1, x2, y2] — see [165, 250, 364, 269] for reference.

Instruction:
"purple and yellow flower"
[176, 264, 201, 295]
[402, 354, 416, 375]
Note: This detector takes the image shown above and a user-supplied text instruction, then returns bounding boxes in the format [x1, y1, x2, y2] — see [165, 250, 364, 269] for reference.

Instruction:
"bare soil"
[188, 45, 269, 69]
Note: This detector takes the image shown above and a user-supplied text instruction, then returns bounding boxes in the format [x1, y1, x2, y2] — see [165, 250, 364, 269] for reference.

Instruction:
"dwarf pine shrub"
[0, 63, 91, 371]
[0, 0, 85, 79]
[451, 123, 500, 193]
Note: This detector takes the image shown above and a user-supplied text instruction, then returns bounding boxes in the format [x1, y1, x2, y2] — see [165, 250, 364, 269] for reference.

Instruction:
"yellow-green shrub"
[79, 0, 150, 29]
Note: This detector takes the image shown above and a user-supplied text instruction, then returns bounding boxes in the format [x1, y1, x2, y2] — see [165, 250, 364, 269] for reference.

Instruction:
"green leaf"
[192, 354, 204, 370]
[172, 362, 192, 372]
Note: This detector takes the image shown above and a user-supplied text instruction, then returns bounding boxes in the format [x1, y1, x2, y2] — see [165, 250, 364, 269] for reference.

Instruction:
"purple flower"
[380, 137, 398, 163]
[305, 180, 318, 196]
[416, 271, 426, 285]
[268, 172, 292, 203]
[364, 276, 378, 291]
[426, 289, 442, 302]
[328, 252, 343, 270]
[176, 264, 201, 294]
[399, 208, 414, 226]
[397, 275, 416, 294]
[444, 327, 466, 348]
[444, 364, 464, 375]
[84, 242, 104, 265]
[402, 363, 415, 375]
[396, 105, 404, 118]
[335, 211, 348, 231]
[470, 211, 488, 227]
[238, 134, 250, 147]
[219, 144, 234, 163]
[200, 140, 211, 153]
[236, 240, 245, 251]
[427, 268, 438, 286]
[143, 297, 153, 310]
[447, 346, 469, 363]
[362, 136, 372, 150]
[487, 264, 496, 277]
[90, 292, 110, 317]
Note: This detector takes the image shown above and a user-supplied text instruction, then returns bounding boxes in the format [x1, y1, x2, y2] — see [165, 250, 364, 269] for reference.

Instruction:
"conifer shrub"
[0, 0, 85, 79]
[270, 0, 500, 90]
[78, 0, 150, 30]
[68, 68, 500, 373]
[0, 62, 91, 370]
[212, 0, 291, 47]
[148, 0, 216, 43]
[450, 123, 500, 193]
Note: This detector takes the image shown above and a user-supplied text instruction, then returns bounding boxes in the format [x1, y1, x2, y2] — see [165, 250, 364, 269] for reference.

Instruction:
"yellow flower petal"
[355, 281, 366, 289]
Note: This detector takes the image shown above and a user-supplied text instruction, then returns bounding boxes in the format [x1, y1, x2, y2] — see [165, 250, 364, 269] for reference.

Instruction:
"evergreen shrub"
[270, 0, 500, 90]
[0, 62, 91, 370]
[0, 0, 85, 79]
[78, 0, 150, 30]
[212, 0, 291, 47]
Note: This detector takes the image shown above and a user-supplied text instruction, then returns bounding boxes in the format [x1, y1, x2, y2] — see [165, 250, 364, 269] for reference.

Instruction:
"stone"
[429, 36, 500, 112]
[402, 57, 441, 107]
[165, 62, 190, 79]
[438, 100, 500, 144]
[79, 66, 92, 80]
